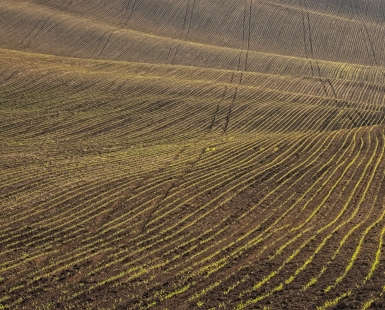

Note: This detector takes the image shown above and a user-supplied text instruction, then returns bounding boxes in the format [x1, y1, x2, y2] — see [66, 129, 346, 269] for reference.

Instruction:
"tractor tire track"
[141, 77, 225, 233]
[96, 147, 188, 231]
[171, 0, 196, 65]
[122, 0, 138, 27]
[303, 0, 362, 130]
[22, 16, 50, 47]
[209, 86, 228, 131]
[184, 0, 196, 40]
[95, 32, 113, 59]
[300, 11, 314, 76]
[122, 0, 133, 18]
[303, 0, 328, 97]
[222, 0, 249, 134]
[223, 87, 238, 133]
[170, 0, 191, 64]
[244, 0, 253, 71]
[362, 24, 385, 80]
[60, 0, 73, 10]
[140, 148, 204, 233]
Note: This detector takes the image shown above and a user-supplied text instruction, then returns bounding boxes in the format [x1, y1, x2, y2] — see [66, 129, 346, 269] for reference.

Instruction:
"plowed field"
[1, 0, 385, 309]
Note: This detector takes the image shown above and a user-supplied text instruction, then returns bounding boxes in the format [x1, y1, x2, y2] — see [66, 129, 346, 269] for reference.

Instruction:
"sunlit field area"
[1, 0, 385, 309]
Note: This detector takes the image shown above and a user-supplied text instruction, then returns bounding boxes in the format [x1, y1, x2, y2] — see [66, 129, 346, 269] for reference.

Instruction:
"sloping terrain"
[1, 0, 385, 309]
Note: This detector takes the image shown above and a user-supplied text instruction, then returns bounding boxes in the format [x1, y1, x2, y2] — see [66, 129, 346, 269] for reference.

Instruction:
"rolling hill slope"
[1, 0, 385, 309]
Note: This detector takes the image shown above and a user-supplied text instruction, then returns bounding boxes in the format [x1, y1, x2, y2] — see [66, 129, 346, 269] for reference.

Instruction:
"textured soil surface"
[1, 0, 385, 309]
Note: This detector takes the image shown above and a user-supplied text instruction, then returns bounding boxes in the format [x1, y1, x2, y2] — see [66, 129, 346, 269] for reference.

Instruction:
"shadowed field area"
[1, 0, 385, 309]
